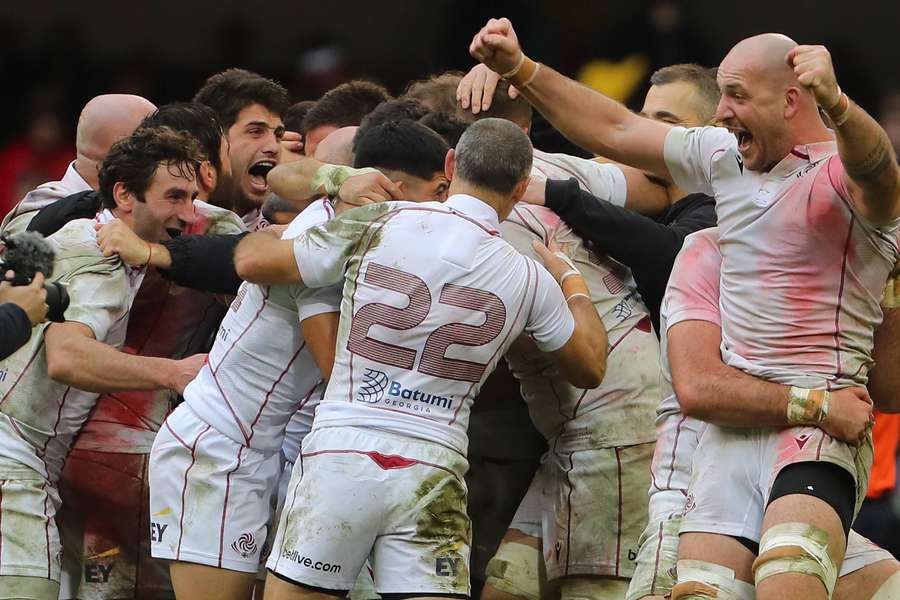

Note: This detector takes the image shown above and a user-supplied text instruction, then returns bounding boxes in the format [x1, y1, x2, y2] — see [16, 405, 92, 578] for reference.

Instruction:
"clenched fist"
[469, 18, 524, 76]
[786, 45, 841, 110]
[96, 219, 151, 267]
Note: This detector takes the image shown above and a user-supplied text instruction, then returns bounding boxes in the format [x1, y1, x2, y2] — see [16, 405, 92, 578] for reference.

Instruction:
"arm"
[531, 241, 607, 388]
[469, 18, 673, 179]
[545, 178, 716, 323]
[788, 45, 900, 224]
[267, 159, 386, 205]
[669, 319, 872, 442]
[300, 312, 339, 380]
[0, 303, 33, 360]
[869, 307, 900, 412]
[96, 219, 248, 295]
[234, 233, 302, 285]
[44, 321, 204, 394]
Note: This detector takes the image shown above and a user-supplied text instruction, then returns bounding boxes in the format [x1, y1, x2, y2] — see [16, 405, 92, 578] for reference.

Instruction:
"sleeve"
[56, 256, 130, 341]
[292, 204, 390, 289]
[663, 126, 735, 196]
[546, 178, 717, 327]
[294, 285, 342, 321]
[662, 230, 722, 332]
[0, 303, 32, 360]
[525, 260, 575, 352]
[826, 155, 900, 235]
[159, 233, 248, 295]
[535, 153, 627, 206]
[26, 191, 101, 236]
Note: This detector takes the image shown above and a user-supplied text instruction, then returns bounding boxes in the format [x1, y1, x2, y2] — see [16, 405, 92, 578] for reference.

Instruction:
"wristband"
[787, 387, 830, 426]
[565, 292, 591, 303]
[561, 273, 590, 299]
[559, 270, 581, 286]
[553, 250, 577, 272]
[141, 241, 153, 268]
[311, 165, 380, 197]
[504, 54, 540, 89]
[826, 88, 851, 128]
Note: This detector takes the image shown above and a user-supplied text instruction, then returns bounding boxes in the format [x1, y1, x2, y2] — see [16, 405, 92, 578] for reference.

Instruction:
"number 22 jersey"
[291, 194, 576, 456]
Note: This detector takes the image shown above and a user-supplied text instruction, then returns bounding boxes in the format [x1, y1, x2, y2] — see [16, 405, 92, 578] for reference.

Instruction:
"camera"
[0, 231, 70, 322]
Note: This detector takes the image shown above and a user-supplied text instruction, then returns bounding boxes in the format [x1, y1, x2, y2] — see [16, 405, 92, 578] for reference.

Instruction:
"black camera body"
[0, 231, 70, 322]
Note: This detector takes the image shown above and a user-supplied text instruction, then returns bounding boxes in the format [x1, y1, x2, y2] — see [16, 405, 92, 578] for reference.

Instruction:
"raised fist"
[786, 45, 841, 110]
[469, 18, 523, 76]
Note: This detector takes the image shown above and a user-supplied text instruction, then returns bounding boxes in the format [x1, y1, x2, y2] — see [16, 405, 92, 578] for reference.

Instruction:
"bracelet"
[507, 57, 540, 90]
[142, 241, 153, 268]
[565, 292, 591, 303]
[826, 88, 852, 127]
[501, 53, 526, 79]
[516, 61, 541, 89]
[787, 387, 830, 426]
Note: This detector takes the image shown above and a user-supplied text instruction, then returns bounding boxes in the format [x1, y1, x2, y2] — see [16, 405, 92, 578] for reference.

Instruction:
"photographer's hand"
[0, 271, 49, 326]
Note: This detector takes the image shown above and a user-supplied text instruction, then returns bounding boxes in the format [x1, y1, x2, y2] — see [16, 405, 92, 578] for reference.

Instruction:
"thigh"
[0, 574, 60, 600]
[0, 476, 61, 583]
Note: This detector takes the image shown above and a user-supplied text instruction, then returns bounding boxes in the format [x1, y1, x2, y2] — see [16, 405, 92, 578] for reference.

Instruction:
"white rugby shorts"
[148, 404, 280, 573]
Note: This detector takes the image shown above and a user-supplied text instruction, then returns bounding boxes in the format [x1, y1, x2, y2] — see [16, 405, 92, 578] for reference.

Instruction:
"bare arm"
[45, 321, 204, 394]
[789, 45, 900, 224]
[670, 319, 872, 442]
[233, 233, 301, 285]
[468, 18, 673, 180]
[267, 159, 392, 206]
[300, 312, 339, 381]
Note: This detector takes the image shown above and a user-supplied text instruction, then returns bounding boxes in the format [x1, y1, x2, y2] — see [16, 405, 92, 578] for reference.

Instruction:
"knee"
[484, 542, 542, 600]
[753, 523, 839, 597]
[671, 560, 755, 600]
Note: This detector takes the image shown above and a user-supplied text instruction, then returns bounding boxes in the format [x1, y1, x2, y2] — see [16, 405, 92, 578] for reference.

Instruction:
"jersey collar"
[445, 194, 501, 234]
[769, 140, 837, 179]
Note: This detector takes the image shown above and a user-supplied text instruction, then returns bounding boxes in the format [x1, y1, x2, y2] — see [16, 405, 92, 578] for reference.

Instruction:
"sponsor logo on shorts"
[280, 549, 342, 574]
[435, 556, 460, 576]
[85, 563, 116, 583]
[356, 368, 454, 412]
[150, 522, 168, 543]
[231, 532, 258, 558]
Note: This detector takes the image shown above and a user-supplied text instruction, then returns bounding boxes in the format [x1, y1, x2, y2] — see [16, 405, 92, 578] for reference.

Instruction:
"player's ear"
[511, 175, 530, 204]
[198, 160, 217, 194]
[444, 148, 456, 181]
[112, 182, 136, 213]
[784, 86, 802, 121]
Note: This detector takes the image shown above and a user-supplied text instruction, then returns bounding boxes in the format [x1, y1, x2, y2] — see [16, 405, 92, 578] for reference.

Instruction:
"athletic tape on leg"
[752, 523, 838, 598]
[484, 542, 542, 600]
[870, 570, 900, 600]
[671, 560, 755, 600]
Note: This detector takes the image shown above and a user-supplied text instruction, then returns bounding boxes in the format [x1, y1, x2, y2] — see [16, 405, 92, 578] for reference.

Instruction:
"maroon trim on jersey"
[164, 419, 192, 450]
[365, 451, 417, 470]
[39, 387, 71, 459]
[0, 340, 45, 409]
[791, 149, 811, 161]
[826, 156, 851, 206]
[301, 448, 461, 480]
[218, 445, 246, 567]
[649, 520, 665, 593]
[246, 341, 307, 445]
[562, 450, 576, 576]
[614, 447, 624, 577]
[550, 377, 569, 420]
[323, 199, 336, 221]
[209, 369, 251, 445]
[815, 429, 826, 461]
[297, 381, 320, 412]
[833, 216, 855, 380]
[212, 287, 271, 376]
[709, 148, 727, 177]
[570, 389, 590, 420]
[510, 205, 549, 244]
[176, 424, 212, 560]
[666, 416, 687, 490]
[42, 481, 51, 578]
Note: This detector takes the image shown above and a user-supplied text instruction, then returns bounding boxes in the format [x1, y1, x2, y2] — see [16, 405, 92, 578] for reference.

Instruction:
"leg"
[263, 572, 345, 600]
[835, 559, 900, 600]
[0, 575, 60, 600]
[558, 575, 629, 600]
[625, 515, 682, 600]
[483, 529, 545, 600]
[170, 562, 257, 600]
[755, 462, 856, 600]
[675, 532, 757, 599]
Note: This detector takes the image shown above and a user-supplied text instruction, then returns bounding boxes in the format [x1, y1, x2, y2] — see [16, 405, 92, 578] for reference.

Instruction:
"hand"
[531, 238, 578, 284]
[821, 386, 874, 444]
[520, 175, 547, 205]
[280, 131, 304, 162]
[469, 17, 524, 76]
[168, 353, 207, 394]
[457, 63, 520, 114]
[96, 220, 151, 266]
[786, 45, 841, 110]
[337, 171, 403, 208]
[0, 272, 48, 326]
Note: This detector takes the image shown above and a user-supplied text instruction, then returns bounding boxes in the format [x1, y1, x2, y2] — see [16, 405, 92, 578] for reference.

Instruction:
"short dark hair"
[193, 68, 289, 130]
[353, 119, 448, 181]
[303, 80, 391, 133]
[354, 98, 432, 153]
[405, 71, 474, 123]
[283, 100, 316, 133]
[418, 111, 468, 148]
[478, 80, 533, 129]
[139, 102, 224, 173]
[649, 63, 720, 122]
[455, 118, 532, 195]
[99, 126, 203, 210]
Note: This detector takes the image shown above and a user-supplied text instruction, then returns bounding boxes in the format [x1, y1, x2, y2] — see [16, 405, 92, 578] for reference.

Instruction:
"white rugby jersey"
[183, 199, 338, 453]
[531, 149, 627, 207]
[650, 227, 720, 517]
[500, 203, 659, 450]
[1, 161, 92, 235]
[0, 217, 143, 482]
[242, 208, 271, 232]
[664, 127, 900, 388]
[293, 194, 576, 455]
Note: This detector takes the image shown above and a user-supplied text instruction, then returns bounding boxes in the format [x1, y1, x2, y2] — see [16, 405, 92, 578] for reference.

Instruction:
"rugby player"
[0, 126, 207, 600]
[233, 118, 608, 599]
[469, 17, 900, 600]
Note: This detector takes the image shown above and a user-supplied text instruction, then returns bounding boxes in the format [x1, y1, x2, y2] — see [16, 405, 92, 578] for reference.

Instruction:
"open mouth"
[732, 129, 753, 154]
[248, 160, 276, 194]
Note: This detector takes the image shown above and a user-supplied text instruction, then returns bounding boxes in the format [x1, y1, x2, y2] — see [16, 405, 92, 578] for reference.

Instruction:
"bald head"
[75, 94, 156, 189]
[313, 126, 357, 167]
[722, 33, 799, 87]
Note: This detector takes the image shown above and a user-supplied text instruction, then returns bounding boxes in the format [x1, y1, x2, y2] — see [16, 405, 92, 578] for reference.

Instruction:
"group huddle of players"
[1, 15, 900, 600]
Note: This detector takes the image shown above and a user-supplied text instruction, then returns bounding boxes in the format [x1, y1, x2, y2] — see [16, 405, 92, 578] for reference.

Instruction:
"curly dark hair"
[98, 126, 204, 209]
[193, 68, 289, 130]
[302, 80, 391, 133]
[139, 102, 224, 173]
